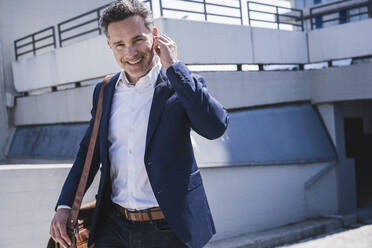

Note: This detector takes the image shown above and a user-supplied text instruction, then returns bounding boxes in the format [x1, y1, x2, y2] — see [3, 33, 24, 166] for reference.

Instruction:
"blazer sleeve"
[55, 83, 102, 209]
[166, 61, 229, 140]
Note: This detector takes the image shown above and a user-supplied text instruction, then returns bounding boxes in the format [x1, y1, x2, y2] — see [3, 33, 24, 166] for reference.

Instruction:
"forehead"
[107, 15, 151, 42]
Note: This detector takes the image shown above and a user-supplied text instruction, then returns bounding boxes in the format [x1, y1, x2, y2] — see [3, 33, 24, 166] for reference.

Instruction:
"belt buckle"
[124, 208, 130, 220]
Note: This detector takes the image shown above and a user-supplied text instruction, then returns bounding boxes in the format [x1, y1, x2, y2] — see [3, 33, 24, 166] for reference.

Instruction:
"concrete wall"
[13, 70, 311, 125]
[0, 0, 110, 159]
[0, 0, 109, 90]
[0, 164, 100, 248]
[0, 160, 338, 247]
[12, 35, 120, 92]
[310, 61, 372, 104]
[203, 162, 338, 241]
[12, 18, 309, 92]
[308, 18, 372, 62]
[250, 27, 308, 64]
[14, 84, 95, 126]
[14, 60, 372, 126]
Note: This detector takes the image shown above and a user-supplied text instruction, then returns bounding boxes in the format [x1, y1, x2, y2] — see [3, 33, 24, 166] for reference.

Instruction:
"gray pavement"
[206, 216, 372, 248]
[279, 223, 372, 248]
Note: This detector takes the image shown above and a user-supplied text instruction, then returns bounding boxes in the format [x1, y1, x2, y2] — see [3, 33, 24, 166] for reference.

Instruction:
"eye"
[134, 38, 144, 43]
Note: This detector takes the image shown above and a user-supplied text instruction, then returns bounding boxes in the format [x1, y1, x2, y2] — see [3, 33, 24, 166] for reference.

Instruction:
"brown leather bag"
[47, 74, 114, 248]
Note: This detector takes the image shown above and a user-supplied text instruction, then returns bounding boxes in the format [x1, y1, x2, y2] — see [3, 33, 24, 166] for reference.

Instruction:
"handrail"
[14, 26, 56, 61]
[247, 1, 304, 31]
[159, 0, 243, 24]
[58, 0, 152, 47]
[15, 0, 372, 61]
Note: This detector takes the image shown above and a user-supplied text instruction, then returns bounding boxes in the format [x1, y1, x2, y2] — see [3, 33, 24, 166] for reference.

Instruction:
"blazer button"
[147, 161, 152, 166]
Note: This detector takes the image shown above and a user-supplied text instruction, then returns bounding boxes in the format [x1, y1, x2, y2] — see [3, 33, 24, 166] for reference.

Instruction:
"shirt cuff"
[57, 205, 72, 210]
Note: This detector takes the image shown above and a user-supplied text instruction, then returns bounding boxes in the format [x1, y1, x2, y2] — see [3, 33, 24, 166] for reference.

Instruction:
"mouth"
[126, 57, 143, 65]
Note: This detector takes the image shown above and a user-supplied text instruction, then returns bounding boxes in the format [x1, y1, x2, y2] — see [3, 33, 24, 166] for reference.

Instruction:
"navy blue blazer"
[57, 62, 229, 248]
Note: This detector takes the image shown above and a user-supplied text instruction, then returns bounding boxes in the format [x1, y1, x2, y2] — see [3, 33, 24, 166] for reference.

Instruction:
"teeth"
[128, 58, 142, 64]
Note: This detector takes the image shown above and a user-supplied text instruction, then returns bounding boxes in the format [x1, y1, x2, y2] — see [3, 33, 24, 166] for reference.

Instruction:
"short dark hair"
[99, 0, 153, 37]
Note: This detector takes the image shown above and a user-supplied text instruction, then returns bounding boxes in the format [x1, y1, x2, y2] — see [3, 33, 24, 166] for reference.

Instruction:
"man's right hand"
[50, 208, 72, 248]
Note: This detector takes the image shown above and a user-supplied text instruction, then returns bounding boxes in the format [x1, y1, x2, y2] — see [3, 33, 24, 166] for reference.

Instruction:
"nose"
[126, 45, 138, 59]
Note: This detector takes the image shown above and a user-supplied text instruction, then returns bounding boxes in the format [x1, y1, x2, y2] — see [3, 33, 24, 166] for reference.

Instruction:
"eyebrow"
[113, 35, 145, 46]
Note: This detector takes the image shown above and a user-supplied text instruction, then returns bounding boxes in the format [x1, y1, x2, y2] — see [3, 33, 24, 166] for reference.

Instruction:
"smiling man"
[50, 0, 228, 248]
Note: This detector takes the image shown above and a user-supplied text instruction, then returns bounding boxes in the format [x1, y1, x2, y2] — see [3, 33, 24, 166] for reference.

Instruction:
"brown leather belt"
[114, 203, 165, 222]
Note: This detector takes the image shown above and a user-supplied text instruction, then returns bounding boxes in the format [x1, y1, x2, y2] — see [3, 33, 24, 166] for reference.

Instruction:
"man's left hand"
[154, 34, 178, 69]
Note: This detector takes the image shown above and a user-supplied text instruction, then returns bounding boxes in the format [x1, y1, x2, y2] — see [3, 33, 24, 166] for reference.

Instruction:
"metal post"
[276, 6, 279, 30]
[368, 0, 372, 18]
[310, 8, 314, 30]
[247, 1, 251, 26]
[149, 0, 153, 12]
[14, 40, 18, 61]
[97, 9, 102, 35]
[239, 0, 243, 25]
[203, 0, 207, 21]
[58, 24, 63, 47]
[159, 0, 164, 16]
[300, 10, 304, 31]
[52, 27, 56, 48]
[32, 34, 36, 55]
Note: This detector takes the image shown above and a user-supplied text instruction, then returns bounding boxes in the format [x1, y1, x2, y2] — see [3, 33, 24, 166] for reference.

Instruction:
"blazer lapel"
[145, 67, 172, 152]
[99, 72, 120, 166]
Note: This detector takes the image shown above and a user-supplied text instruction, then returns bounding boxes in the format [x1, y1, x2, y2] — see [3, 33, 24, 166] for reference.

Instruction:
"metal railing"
[247, 1, 304, 31]
[17, 0, 372, 60]
[310, 0, 372, 30]
[57, 4, 109, 47]
[14, 26, 56, 61]
[159, 0, 243, 24]
[58, 0, 152, 47]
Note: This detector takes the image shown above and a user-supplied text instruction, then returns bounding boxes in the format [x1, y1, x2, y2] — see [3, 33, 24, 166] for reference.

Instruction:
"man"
[50, 0, 228, 247]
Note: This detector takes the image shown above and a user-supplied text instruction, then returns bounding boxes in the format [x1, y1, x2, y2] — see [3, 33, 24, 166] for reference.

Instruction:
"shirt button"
[129, 149, 132, 154]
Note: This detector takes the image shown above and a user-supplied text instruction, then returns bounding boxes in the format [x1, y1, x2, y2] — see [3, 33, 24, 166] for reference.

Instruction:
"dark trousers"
[94, 203, 186, 248]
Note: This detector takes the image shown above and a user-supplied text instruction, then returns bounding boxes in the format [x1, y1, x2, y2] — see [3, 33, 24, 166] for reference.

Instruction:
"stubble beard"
[121, 49, 157, 82]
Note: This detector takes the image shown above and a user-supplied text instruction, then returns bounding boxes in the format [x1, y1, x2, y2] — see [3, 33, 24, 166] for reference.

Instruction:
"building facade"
[0, 0, 371, 247]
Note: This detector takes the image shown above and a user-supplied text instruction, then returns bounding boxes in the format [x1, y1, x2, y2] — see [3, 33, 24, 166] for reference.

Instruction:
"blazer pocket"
[186, 169, 202, 192]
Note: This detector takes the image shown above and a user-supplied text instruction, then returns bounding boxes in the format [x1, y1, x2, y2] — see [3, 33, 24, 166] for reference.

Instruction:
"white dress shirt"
[58, 60, 162, 211]
[108, 60, 161, 210]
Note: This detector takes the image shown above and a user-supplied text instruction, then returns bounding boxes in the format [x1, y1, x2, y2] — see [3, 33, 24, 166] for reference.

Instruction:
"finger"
[157, 36, 171, 44]
[50, 224, 57, 241]
[157, 38, 169, 47]
[58, 223, 72, 246]
[161, 34, 173, 42]
[54, 226, 69, 248]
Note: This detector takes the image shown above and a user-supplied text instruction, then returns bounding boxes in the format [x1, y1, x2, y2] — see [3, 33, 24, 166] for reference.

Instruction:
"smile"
[127, 58, 142, 65]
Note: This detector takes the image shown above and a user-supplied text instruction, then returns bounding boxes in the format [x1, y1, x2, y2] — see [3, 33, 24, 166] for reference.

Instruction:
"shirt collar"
[115, 58, 162, 90]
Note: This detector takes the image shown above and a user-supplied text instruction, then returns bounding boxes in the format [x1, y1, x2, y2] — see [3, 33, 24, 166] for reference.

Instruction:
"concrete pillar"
[317, 103, 357, 214]
[0, 42, 10, 160]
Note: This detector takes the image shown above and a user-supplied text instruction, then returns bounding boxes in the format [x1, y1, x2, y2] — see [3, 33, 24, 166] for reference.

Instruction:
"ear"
[152, 27, 158, 38]
[107, 39, 112, 49]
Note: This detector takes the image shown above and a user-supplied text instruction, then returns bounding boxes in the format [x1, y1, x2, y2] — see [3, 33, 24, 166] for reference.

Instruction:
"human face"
[107, 15, 156, 84]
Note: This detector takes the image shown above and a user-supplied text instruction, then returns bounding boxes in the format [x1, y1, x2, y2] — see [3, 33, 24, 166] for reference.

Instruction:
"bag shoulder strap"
[67, 74, 115, 230]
